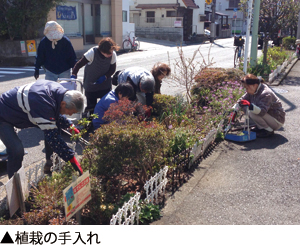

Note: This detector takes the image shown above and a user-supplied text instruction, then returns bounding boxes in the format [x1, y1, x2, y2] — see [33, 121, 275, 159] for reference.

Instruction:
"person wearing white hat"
[34, 21, 77, 81]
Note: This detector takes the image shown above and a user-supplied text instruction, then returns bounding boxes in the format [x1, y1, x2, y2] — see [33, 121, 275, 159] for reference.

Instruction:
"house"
[205, 0, 246, 36]
[46, 0, 126, 51]
[129, 0, 207, 43]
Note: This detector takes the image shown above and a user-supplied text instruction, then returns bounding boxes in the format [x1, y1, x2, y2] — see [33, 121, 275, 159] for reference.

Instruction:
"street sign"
[234, 8, 237, 12]
[233, 13, 237, 19]
[206, 0, 213, 5]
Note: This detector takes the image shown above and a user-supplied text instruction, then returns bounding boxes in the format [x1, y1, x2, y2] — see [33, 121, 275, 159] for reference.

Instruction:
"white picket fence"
[144, 166, 168, 204]
[110, 165, 169, 225]
[110, 192, 141, 225]
[189, 128, 217, 168]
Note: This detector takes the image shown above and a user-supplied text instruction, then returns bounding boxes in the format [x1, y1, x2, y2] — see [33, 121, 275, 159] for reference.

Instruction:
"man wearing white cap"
[34, 21, 77, 81]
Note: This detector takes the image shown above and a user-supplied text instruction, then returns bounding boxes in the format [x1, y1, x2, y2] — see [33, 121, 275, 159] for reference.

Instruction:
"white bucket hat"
[44, 21, 64, 49]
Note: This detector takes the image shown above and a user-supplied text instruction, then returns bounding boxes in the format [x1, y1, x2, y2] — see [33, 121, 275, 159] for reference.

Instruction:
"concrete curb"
[267, 57, 298, 86]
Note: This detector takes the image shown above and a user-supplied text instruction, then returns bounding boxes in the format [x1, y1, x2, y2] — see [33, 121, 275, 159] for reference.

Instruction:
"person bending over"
[113, 67, 155, 106]
[0, 80, 85, 177]
[92, 83, 134, 130]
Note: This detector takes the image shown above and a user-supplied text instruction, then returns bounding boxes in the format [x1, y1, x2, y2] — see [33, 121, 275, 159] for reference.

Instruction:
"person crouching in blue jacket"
[92, 83, 134, 130]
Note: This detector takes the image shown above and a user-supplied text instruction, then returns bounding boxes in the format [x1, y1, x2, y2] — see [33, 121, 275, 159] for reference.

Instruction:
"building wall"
[193, 0, 205, 35]
[122, 0, 135, 42]
[214, 0, 246, 35]
[112, 0, 123, 46]
[136, 26, 183, 43]
[46, 0, 123, 51]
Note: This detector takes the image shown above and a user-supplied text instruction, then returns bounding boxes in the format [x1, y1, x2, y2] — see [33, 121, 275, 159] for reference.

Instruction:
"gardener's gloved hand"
[34, 69, 39, 80]
[69, 124, 80, 135]
[239, 100, 254, 110]
[69, 156, 83, 175]
[95, 75, 106, 84]
[239, 100, 250, 107]
[70, 74, 77, 79]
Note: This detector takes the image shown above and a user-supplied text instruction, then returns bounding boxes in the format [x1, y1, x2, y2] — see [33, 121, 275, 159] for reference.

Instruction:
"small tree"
[239, 0, 297, 65]
[167, 45, 214, 103]
[0, 0, 65, 40]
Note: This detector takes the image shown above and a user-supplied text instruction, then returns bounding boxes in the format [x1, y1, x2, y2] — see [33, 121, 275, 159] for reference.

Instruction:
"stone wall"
[0, 39, 41, 66]
[136, 27, 183, 44]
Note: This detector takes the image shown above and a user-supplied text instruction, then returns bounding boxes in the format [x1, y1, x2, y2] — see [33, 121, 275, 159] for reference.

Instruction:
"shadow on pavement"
[18, 128, 44, 148]
[231, 133, 288, 151]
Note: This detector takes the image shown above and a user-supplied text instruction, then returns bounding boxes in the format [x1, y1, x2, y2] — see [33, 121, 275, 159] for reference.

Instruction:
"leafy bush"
[152, 94, 178, 119]
[199, 80, 245, 127]
[82, 120, 169, 184]
[282, 36, 296, 50]
[191, 68, 245, 107]
[248, 46, 290, 77]
[139, 202, 161, 225]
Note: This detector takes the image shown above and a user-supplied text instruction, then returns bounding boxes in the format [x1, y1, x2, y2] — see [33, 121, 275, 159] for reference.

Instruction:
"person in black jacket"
[34, 21, 77, 81]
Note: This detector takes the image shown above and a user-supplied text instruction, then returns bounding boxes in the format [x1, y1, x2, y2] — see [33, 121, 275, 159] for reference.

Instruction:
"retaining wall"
[136, 27, 183, 44]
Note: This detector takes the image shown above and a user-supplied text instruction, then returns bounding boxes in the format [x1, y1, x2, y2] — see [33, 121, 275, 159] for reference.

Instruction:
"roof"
[135, 4, 180, 9]
[182, 0, 199, 9]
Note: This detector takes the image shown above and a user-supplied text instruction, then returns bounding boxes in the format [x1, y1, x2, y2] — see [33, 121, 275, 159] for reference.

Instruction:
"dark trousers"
[0, 121, 24, 179]
[85, 88, 111, 114]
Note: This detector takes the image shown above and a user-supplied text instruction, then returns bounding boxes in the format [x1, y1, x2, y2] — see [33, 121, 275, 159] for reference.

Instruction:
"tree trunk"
[263, 38, 268, 65]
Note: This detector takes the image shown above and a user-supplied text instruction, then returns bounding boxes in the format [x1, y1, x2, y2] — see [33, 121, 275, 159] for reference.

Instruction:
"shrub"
[191, 67, 245, 107]
[248, 46, 290, 77]
[82, 120, 169, 184]
[199, 80, 245, 127]
[103, 99, 148, 125]
[152, 94, 178, 119]
[139, 201, 161, 225]
[282, 36, 296, 50]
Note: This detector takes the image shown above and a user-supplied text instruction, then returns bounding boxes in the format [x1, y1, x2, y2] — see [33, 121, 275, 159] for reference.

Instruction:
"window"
[199, 15, 206, 22]
[122, 11, 127, 22]
[146, 11, 155, 23]
[166, 11, 176, 17]
[229, 0, 240, 8]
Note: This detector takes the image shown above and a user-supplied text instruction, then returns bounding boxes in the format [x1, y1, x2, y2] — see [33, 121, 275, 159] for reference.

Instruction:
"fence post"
[14, 172, 26, 215]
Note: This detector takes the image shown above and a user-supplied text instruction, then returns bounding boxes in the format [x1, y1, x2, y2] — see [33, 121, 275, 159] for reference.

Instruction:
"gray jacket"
[238, 83, 285, 124]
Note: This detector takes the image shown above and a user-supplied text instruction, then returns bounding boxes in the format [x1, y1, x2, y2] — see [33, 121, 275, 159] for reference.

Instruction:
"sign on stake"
[63, 171, 91, 222]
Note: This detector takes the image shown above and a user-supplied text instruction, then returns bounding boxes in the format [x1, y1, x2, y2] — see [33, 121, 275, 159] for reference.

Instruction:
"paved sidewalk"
[153, 59, 300, 225]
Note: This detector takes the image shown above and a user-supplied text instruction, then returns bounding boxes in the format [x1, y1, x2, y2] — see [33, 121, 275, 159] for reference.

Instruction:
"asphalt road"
[0, 37, 257, 183]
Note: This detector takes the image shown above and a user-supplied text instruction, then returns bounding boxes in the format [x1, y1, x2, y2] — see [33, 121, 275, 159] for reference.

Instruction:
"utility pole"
[297, 9, 300, 39]
[243, 0, 253, 74]
[210, 0, 216, 43]
[250, 0, 261, 67]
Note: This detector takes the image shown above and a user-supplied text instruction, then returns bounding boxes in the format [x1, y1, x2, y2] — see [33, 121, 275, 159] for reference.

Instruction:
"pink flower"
[168, 125, 173, 129]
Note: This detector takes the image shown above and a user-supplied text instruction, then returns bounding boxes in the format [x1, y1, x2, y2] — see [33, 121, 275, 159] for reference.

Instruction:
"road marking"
[0, 68, 35, 71]
[0, 71, 24, 74]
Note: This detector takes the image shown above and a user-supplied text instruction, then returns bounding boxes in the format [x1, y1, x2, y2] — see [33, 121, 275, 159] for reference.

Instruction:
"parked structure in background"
[205, 0, 246, 36]
[129, 0, 231, 43]
[129, 0, 206, 43]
